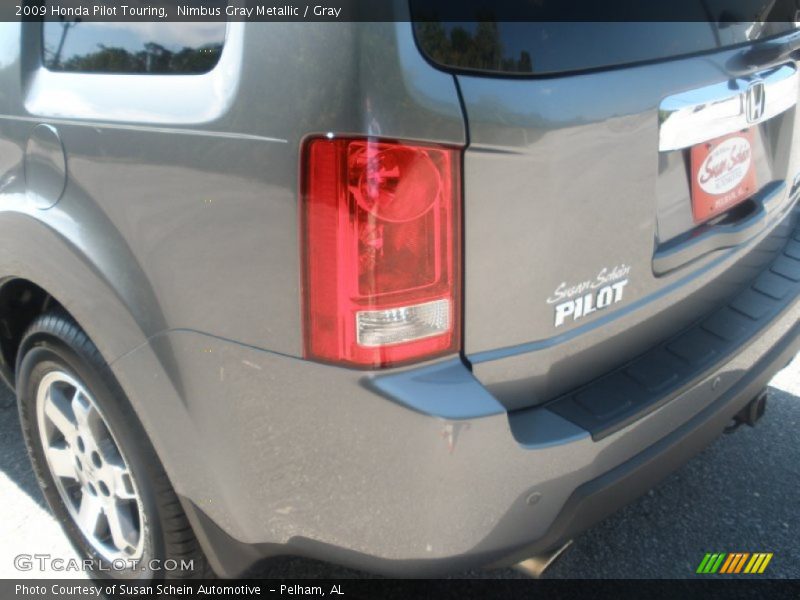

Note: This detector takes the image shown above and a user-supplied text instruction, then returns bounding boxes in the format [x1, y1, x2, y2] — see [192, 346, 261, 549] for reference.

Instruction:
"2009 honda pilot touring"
[1, 7, 799, 580]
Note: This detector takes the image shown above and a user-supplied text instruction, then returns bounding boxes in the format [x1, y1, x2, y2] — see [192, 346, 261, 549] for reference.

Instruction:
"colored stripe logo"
[696, 552, 773, 574]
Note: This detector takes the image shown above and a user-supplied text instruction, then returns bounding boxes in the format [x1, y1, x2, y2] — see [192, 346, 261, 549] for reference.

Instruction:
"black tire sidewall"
[18, 336, 164, 580]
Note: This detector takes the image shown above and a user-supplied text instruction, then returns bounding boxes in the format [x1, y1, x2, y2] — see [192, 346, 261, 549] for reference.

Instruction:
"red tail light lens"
[302, 137, 461, 368]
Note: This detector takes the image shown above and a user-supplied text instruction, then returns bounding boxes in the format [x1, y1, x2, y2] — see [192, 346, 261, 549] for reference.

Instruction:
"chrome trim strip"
[659, 63, 799, 151]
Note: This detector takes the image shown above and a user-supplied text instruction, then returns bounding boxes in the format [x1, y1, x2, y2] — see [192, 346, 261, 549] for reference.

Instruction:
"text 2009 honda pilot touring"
[1, 6, 799, 579]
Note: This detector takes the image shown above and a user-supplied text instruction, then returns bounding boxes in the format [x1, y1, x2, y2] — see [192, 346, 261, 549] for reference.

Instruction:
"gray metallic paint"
[1, 19, 465, 361]
[112, 268, 800, 571]
[1, 17, 799, 574]
[457, 34, 800, 409]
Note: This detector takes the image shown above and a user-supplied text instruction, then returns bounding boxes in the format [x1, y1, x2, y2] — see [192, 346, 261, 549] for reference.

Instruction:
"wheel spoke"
[47, 446, 78, 481]
[76, 493, 102, 535]
[108, 464, 137, 500]
[43, 391, 77, 441]
[105, 502, 138, 553]
[71, 392, 94, 433]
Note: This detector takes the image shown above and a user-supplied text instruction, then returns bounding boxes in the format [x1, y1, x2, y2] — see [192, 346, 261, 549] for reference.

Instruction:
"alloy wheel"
[36, 370, 145, 563]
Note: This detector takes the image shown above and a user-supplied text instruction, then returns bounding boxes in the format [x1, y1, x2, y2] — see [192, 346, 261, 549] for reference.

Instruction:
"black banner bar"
[7, 0, 800, 22]
[4, 579, 800, 600]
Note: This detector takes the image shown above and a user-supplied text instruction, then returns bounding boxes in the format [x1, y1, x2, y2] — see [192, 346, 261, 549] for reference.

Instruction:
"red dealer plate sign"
[690, 129, 757, 224]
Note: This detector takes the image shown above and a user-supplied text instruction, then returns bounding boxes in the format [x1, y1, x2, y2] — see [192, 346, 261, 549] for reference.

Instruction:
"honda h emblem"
[745, 81, 766, 124]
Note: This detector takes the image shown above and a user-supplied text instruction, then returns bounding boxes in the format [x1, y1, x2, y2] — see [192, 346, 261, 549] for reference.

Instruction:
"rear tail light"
[302, 137, 461, 368]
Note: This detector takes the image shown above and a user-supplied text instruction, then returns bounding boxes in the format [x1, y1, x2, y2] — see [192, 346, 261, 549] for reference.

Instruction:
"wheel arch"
[0, 205, 171, 398]
[0, 213, 206, 538]
[0, 277, 66, 385]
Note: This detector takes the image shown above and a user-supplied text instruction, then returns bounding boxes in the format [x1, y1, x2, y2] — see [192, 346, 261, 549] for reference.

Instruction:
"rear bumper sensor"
[549, 215, 800, 441]
[653, 180, 793, 275]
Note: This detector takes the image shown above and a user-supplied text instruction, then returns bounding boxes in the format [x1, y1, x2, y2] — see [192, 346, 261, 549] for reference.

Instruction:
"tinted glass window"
[412, 1, 797, 76]
[43, 17, 226, 74]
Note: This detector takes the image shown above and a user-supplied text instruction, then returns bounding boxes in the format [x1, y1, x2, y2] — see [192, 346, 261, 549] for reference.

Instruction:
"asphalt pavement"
[1, 359, 798, 579]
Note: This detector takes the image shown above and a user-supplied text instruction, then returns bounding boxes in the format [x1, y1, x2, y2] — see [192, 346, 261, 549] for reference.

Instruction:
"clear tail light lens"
[302, 137, 461, 368]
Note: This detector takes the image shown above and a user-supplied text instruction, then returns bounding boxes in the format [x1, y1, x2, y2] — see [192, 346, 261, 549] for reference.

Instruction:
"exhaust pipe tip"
[725, 389, 768, 434]
[512, 540, 573, 578]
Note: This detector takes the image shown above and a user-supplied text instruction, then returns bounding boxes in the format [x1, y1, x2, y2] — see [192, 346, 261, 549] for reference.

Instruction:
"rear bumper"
[189, 311, 800, 578]
[112, 224, 800, 578]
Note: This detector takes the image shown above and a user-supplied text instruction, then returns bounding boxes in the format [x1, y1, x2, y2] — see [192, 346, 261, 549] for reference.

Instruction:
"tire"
[16, 311, 211, 580]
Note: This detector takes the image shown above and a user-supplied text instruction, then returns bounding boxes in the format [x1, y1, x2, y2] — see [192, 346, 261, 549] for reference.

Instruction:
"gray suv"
[1, 12, 800, 579]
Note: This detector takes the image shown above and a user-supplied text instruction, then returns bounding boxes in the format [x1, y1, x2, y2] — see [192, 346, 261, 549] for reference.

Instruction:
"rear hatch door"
[414, 19, 800, 409]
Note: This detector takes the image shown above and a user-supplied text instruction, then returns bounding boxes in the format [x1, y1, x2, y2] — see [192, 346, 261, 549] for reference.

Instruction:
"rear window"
[412, 3, 797, 76]
[43, 18, 226, 74]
